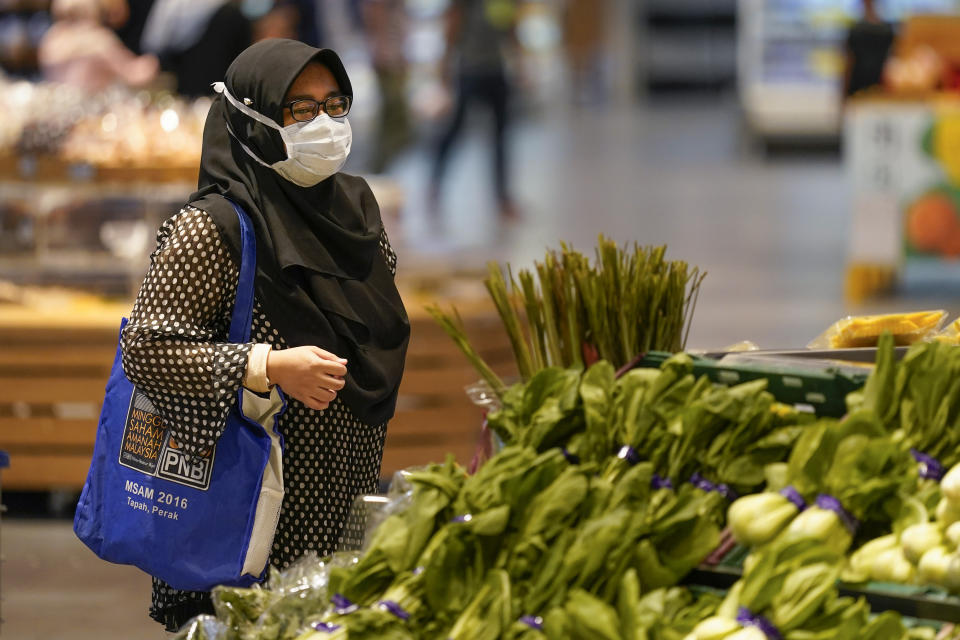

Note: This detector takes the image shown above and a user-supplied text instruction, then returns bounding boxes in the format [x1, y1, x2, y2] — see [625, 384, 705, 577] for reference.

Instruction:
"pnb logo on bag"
[118, 388, 215, 490]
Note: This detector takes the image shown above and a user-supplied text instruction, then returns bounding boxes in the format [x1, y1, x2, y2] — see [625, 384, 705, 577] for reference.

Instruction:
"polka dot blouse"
[119, 206, 398, 624]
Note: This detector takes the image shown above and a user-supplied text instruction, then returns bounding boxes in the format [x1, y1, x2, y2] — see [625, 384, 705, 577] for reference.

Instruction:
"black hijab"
[189, 39, 409, 426]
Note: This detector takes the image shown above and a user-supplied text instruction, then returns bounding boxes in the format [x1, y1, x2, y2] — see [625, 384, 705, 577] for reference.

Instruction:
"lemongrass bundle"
[427, 235, 705, 392]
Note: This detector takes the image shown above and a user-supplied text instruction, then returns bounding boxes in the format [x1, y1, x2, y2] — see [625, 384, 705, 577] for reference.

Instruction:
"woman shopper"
[119, 38, 410, 632]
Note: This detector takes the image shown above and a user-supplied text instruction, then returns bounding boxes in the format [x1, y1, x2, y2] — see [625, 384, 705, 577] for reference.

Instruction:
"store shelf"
[0, 154, 200, 298]
[0, 153, 199, 185]
[640, 0, 737, 92]
[760, 26, 848, 41]
[741, 83, 842, 138]
[646, 29, 737, 82]
[647, 0, 737, 19]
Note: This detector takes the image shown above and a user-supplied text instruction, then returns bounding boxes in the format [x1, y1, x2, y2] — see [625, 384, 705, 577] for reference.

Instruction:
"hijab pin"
[243, 98, 253, 106]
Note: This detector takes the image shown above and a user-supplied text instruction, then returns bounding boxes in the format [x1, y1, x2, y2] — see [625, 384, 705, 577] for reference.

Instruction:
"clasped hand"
[266, 346, 347, 411]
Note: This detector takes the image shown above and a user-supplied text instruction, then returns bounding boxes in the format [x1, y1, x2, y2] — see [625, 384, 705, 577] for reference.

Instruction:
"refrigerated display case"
[737, 0, 958, 142]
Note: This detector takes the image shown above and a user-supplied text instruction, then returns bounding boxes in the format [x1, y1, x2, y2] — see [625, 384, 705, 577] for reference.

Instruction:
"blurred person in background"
[430, 0, 520, 220]
[843, 0, 896, 99]
[253, 0, 322, 47]
[139, 0, 251, 97]
[253, 0, 320, 45]
[362, 0, 412, 174]
[253, 3, 300, 41]
[284, 0, 321, 47]
[38, 0, 159, 91]
[113, 0, 154, 54]
[562, 0, 608, 104]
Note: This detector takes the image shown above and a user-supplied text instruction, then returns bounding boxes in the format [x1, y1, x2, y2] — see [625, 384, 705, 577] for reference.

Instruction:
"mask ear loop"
[213, 82, 283, 131]
[224, 121, 278, 169]
[213, 82, 287, 168]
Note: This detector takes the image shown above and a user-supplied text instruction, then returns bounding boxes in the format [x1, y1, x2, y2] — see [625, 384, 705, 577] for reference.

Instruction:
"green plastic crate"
[635, 351, 872, 418]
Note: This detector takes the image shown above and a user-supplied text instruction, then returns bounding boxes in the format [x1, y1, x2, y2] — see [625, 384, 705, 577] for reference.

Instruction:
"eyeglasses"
[283, 95, 351, 122]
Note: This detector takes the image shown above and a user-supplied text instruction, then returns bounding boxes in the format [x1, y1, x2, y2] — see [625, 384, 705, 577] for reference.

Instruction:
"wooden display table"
[0, 289, 514, 491]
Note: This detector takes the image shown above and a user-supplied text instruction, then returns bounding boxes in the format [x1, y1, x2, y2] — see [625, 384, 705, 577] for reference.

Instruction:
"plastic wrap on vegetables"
[934, 318, 960, 345]
[210, 552, 347, 640]
[171, 614, 231, 640]
[807, 310, 946, 349]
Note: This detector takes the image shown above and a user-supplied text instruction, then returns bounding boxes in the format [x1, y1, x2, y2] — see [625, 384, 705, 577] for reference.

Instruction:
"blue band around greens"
[911, 449, 945, 481]
[332, 593, 358, 614]
[378, 600, 411, 621]
[815, 494, 859, 535]
[617, 445, 641, 465]
[737, 606, 783, 640]
[779, 486, 807, 511]
[690, 472, 738, 501]
[651, 474, 674, 490]
[520, 615, 544, 630]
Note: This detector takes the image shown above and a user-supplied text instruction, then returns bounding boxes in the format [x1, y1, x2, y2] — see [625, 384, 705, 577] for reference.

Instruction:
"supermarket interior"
[10, 0, 960, 638]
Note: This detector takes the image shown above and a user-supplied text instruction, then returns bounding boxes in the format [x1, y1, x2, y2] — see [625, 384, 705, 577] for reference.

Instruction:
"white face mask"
[213, 82, 352, 187]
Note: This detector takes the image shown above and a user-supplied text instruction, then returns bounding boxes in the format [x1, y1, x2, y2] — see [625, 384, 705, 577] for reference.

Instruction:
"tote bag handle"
[228, 199, 256, 344]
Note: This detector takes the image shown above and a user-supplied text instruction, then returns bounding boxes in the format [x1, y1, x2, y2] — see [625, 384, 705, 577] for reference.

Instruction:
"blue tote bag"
[74, 200, 287, 592]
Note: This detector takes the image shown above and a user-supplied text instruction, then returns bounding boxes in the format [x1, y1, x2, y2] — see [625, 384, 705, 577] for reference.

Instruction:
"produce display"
[162, 236, 960, 639]
[484, 358, 808, 495]
[689, 541, 916, 640]
[850, 333, 960, 471]
[170, 343, 957, 639]
[726, 414, 916, 554]
[831, 334, 960, 591]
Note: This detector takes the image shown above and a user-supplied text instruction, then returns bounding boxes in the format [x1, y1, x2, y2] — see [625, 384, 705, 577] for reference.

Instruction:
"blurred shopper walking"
[843, 0, 896, 98]
[39, 0, 159, 91]
[362, 0, 412, 174]
[430, 0, 520, 220]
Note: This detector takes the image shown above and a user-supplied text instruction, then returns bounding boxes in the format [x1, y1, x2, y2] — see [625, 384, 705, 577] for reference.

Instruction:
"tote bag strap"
[227, 200, 257, 344]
